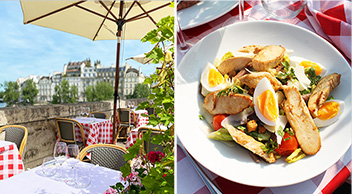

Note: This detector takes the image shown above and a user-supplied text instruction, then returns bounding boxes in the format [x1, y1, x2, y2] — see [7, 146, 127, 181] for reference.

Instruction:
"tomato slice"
[213, 114, 228, 131]
[275, 132, 298, 156]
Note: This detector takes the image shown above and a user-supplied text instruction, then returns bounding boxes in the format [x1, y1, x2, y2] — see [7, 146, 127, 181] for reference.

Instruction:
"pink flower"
[103, 187, 117, 194]
[147, 151, 165, 163]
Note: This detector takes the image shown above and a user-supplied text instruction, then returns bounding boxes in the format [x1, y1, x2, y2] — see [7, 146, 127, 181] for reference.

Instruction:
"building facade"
[17, 61, 146, 103]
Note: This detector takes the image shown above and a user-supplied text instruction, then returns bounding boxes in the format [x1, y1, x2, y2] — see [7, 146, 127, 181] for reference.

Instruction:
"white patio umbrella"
[126, 43, 173, 64]
[20, 0, 173, 142]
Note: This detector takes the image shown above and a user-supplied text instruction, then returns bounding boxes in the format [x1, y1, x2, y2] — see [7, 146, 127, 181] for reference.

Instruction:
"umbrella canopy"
[126, 43, 173, 64]
[20, 0, 173, 142]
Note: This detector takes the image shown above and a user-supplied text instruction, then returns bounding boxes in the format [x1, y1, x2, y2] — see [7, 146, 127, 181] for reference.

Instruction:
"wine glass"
[40, 157, 57, 177]
[223, 0, 254, 27]
[75, 164, 91, 188]
[176, 1, 190, 54]
[80, 107, 85, 117]
[65, 144, 80, 186]
[85, 107, 90, 117]
[131, 101, 135, 109]
[53, 142, 67, 181]
[261, 0, 307, 20]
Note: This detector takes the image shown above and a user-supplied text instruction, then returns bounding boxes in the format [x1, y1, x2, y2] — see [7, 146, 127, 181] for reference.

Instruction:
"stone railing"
[0, 98, 147, 169]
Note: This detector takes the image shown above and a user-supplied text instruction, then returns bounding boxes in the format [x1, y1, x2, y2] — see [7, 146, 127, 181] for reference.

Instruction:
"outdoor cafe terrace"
[0, 98, 146, 169]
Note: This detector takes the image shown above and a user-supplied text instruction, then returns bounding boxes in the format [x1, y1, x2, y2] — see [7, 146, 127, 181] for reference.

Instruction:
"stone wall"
[0, 98, 146, 169]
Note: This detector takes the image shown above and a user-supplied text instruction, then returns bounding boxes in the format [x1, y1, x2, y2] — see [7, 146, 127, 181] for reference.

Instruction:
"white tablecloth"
[0, 161, 124, 194]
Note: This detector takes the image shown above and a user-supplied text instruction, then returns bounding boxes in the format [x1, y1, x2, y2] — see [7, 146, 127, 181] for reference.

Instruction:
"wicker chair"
[146, 107, 155, 116]
[78, 144, 127, 171]
[55, 118, 86, 150]
[138, 127, 165, 154]
[0, 125, 28, 157]
[88, 112, 108, 119]
[115, 108, 135, 141]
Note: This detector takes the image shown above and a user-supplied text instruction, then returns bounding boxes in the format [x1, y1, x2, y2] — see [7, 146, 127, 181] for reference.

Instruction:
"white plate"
[177, 0, 238, 30]
[176, 21, 352, 187]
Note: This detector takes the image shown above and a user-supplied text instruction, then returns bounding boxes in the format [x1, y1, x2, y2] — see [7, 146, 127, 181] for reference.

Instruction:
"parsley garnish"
[199, 115, 205, 120]
[217, 80, 245, 97]
[260, 139, 278, 154]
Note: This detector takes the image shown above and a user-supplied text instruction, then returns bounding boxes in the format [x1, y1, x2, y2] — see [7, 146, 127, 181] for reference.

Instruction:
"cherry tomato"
[275, 132, 298, 156]
[213, 114, 228, 131]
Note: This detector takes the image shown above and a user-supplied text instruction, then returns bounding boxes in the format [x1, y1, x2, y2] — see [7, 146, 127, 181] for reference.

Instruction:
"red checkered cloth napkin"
[177, 1, 351, 193]
[74, 118, 113, 146]
[179, 0, 351, 63]
[0, 141, 24, 180]
[125, 110, 149, 149]
[177, 143, 351, 194]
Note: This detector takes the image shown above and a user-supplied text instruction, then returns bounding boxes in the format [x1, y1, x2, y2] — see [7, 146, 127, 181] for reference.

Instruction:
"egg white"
[290, 56, 327, 76]
[313, 100, 345, 128]
[264, 115, 287, 145]
[253, 78, 279, 126]
[200, 62, 229, 96]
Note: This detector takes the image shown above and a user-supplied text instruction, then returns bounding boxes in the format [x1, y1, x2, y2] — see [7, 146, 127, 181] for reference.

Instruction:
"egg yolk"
[208, 68, 224, 88]
[317, 101, 340, 120]
[257, 90, 278, 122]
[299, 61, 323, 75]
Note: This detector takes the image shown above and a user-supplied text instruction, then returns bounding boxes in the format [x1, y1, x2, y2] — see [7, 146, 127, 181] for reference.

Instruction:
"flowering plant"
[104, 6, 174, 194]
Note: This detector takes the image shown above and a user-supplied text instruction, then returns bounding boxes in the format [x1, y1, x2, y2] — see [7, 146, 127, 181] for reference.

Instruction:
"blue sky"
[0, 1, 158, 87]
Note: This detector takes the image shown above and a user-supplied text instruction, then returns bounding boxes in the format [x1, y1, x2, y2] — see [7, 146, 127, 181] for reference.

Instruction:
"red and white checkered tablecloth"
[73, 117, 113, 146]
[177, 1, 351, 193]
[0, 141, 24, 180]
[125, 110, 149, 149]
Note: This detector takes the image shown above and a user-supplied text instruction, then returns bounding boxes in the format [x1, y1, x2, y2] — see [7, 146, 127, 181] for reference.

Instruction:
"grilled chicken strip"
[203, 92, 253, 115]
[239, 72, 282, 91]
[282, 86, 321, 155]
[238, 45, 265, 54]
[223, 123, 276, 163]
[252, 45, 285, 71]
[308, 73, 341, 118]
[217, 56, 252, 75]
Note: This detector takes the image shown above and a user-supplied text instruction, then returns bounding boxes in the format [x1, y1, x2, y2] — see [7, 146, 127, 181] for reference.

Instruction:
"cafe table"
[177, 0, 351, 193]
[0, 141, 24, 180]
[0, 161, 125, 194]
[125, 124, 168, 149]
[72, 117, 113, 146]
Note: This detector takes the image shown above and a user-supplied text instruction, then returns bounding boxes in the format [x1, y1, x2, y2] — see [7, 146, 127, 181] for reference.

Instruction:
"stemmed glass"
[176, 1, 190, 53]
[223, 0, 253, 27]
[65, 144, 80, 186]
[261, 0, 307, 20]
[53, 142, 67, 181]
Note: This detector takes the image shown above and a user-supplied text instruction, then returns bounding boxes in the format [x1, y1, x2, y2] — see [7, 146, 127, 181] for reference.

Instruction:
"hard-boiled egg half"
[201, 62, 231, 96]
[289, 56, 327, 90]
[253, 78, 279, 126]
[313, 99, 345, 127]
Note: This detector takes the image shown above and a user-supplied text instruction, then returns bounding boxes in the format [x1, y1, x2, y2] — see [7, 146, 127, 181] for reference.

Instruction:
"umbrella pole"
[112, 16, 125, 143]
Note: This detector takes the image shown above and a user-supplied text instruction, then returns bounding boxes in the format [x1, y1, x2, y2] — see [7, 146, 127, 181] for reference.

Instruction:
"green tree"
[85, 85, 95, 102]
[85, 82, 113, 102]
[52, 79, 78, 104]
[131, 83, 150, 99]
[3, 81, 20, 106]
[21, 79, 39, 105]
